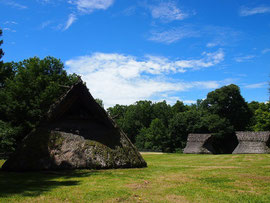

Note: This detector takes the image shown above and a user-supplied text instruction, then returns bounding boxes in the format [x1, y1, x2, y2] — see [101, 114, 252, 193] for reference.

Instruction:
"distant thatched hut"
[2, 79, 147, 171]
[183, 133, 216, 154]
[233, 131, 270, 154]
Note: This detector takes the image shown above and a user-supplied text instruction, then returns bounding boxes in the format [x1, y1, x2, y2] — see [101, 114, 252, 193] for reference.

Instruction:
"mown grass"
[0, 153, 269, 202]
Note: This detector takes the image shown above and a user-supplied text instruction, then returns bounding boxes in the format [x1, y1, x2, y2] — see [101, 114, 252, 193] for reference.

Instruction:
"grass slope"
[0, 153, 269, 202]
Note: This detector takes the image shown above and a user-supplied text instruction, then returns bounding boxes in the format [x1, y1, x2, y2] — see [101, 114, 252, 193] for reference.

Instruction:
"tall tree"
[136, 118, 169, 152]
[0, 28, 3, 61]
[252, 103, 270, 131]
[120, 101, 153, 143]
[0, 56, 79, 151]
[152, 101, 172, 127]
[171, 100, 187, 115]
[169, 109, 206, 152]
[202, 84, 252, 130]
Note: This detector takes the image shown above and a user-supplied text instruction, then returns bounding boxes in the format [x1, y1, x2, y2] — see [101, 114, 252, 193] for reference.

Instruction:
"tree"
[0, 56, 79, 152]
[0, 29, 12, 88]
[0, 62, 17, 88]
[202, 84, 252, 130]
[0, 28, 3, 61]
[0, 121, 19, 153]
[107, 104, 127, 119]
[168, 107, 236, 153]
[252, 103, 270, 131]
[168, 109, 206, 152]
[246, 101, 261, 130]
[120, 101, 153, 143]
[95, 98, 104, 108]
[136, 118, 169, 152]
[152, 101, 172, 127]
[172, 100, 187, 115]
[200, 113, 235, 153]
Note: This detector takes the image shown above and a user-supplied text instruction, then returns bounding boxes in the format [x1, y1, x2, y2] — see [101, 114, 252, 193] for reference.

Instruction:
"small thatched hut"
[2, 79, 147, 171]
[232, 131, 270, 154]
[183, 133, 216, 154]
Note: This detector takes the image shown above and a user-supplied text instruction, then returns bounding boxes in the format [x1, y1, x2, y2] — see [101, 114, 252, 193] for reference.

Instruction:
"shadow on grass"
[0, 168, 99, 198]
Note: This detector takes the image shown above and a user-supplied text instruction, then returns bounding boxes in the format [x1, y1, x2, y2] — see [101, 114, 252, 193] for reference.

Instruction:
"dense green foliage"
[201, 84, 252, 130]
[109, 84, 268, 153]
[0, 29, 3, 61]
[0, 57, 79, 153]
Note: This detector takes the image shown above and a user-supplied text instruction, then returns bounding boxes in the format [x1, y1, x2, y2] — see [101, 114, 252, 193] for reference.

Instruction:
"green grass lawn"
[0, 153, 269, 203]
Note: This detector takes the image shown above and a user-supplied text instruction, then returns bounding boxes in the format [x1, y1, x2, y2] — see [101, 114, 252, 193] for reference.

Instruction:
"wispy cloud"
[148, 1, 189, 22]
[65, 51, 224, 107]
[36, 0, 51, 4]
[244, 82, 268, 89]
[205, 26, 242, 48]
[148, 25, 241, 46]
[3, 28, 16, 32]
[68, 0, 114, 14]
[122, 6, 136, 16]
[234, 55, 255, 62]
[63, 14, 77, 31]
[240, 6, 270, 16]
[60, 0, 114, 30]
[40, 20, 52, 29]
[4, 21, 18, 25]
[148, 26, 199, 44]
[0, 0, 27, 9]
[262, 48, 270, 54]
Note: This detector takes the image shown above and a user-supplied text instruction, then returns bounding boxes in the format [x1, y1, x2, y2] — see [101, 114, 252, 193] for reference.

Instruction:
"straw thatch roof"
[2, 79, 147, 171]
[233, 131, 270, 154]
[183, 133, 216, 154]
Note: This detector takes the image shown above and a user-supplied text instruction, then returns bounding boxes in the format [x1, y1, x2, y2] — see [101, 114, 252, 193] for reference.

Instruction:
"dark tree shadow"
[0, 168, 100, 198]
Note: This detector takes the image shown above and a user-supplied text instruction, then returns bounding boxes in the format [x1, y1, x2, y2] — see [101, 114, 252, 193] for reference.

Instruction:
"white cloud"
[4, 21, 18, 25]
[149, 1, 189, 22]
[262, 48, 270, 54]
[63, 14, 77, 30]
[183, 100, 196, 104]
[148, 25, 241, 46]
[234, 55, 255, 62]
[205, 26, 242, 48]
[0, 0, 27, 9]
[244, 82, 268, 89]
[152, 96, 196, 105]
[65, 51, 224, 107]
[68, 0, 114, 14]
[3, 28, 16, 32]
[240, 6, 270, 16]
[148, 26, 199, 44]
[37, 0, 51, 3]
[40, 20, 52, 29]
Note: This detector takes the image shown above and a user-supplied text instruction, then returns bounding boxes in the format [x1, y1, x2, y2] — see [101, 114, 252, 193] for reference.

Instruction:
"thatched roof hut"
[232, 131, 270, 154]
[183, 133, 216, 154]
[2, 79, 147, 171]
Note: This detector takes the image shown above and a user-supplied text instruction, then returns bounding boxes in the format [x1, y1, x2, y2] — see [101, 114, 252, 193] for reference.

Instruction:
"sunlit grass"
[0, 153, 269, 202]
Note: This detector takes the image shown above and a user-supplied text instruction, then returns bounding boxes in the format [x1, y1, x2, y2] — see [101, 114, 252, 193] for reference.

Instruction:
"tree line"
[0, 28, 269, 154]
[107, 87, 270, 153]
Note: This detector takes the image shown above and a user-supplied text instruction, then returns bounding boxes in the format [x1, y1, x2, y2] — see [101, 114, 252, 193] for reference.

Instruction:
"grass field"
[0, 153, 269, 203]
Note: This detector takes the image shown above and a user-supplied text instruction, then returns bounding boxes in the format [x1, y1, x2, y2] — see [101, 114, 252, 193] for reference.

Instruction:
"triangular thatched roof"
[2, 79, 147, 171]
[233, 131, 270, 154]
[183, 133, 216, 154]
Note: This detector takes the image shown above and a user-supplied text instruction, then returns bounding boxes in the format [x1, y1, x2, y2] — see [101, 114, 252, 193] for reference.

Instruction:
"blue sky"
[0, 0, 270, 107]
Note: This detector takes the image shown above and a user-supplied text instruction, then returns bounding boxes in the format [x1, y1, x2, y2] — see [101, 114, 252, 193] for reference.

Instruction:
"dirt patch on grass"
[165, 194, 190, 203]
[192, 166, 240, 170]
[109, 194, 150, 203]
[159, 174, 192, 183]
[126, 180, 151, 190]
[240, 174, 270, 181]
